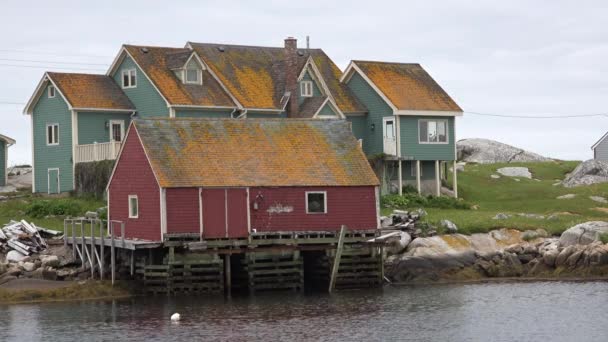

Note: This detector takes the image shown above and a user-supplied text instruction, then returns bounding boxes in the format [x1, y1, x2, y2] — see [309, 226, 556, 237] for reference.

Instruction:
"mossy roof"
[354, 61, 462, 112]
[133, 118, 379, 188]
[47, 73, 134, 110]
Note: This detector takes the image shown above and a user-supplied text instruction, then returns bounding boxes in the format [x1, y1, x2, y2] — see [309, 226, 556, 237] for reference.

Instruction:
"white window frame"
[128, 195, 139, 219]
[48, 86, 56, 98]
[418, 119, 449, 144]
[305, 191, 327, 214]
[46, 123, 59, 146]
[184, 68, 203, 85]
[109, 120, 125, 142]
[300, 80, 313, 97]
[121, 69, 137, 89]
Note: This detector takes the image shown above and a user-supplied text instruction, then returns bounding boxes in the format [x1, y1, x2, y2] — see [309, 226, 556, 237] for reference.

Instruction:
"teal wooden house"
[0, 134, 16, 187]
[23, 37, 462, 196]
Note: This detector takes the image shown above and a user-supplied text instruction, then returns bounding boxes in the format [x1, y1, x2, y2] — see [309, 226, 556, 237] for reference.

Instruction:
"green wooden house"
[0, 134, 16, 187]
[23, 37, 461, 196]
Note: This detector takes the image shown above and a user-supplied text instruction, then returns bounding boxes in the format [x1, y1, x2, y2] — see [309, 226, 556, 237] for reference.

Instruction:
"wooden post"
[329, 225, 348, 293]
[100, 221, 105, 280]
[225, 254, 232, 296]
[90, 220, 95, 278]
[130, 250, 134, 276]
[435, 160, 441, 197]
[63, 220, 67, 248]
[397, 160, 403, 195]
[453, 160, 458, 198]
[71, 221, 76, 259]
[416, 160, 421, 195]
[110, 222, 115, 286]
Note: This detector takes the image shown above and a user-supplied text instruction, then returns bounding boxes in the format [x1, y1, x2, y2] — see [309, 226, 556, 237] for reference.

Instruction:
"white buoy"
[171, 313, 181, 322]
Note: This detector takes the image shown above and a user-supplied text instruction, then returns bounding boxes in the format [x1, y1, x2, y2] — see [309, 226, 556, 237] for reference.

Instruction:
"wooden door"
[201, 189, 226, 239]
[226, 188, 248, 238]
[47, 168, 60, 194]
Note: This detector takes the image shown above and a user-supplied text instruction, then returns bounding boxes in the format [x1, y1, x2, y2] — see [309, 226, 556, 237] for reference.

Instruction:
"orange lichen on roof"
[124, 45, 235, 107]
[355, 61, 462, 112]
[134, 118, 379, 188]
[47, 73, 134, 110]
[311, 52, 366, 114]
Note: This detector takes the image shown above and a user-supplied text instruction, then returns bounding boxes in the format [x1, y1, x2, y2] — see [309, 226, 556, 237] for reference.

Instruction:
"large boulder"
[559, 221, 608, 247]
[497, 167, 532, 179]
[40, 255, 60, 268]
[457, 138, 551, 164]
[561, 160, 608, 187]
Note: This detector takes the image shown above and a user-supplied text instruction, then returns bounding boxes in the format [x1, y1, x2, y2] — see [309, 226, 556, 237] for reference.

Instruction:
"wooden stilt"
[398, 160, 403, 195]
[416, 160, 422, 195]
[110, 222, 115, 286]
[453, 160, 458, 198]
[225, 254, 232, 296]
[435, 160, 441, 197]
[130, 250, 134, 276]
[71, 221, 76, 260]
[329, 225, 347, 293]
[100, 222, 105, 280]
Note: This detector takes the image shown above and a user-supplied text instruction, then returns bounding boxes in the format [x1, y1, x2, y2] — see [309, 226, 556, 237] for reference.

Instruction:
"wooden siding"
[111, 55, 169, 118]
[174, 108, 233, 118]
[346, 72, 392, 155]
[0, 141, 5, 186]
[400, 116, 456, 161]
[594, 137, 608, 161]
[108, 127, 161, 241]
[250, 186, 377, 232]
[227, 188, 249, 238]
[77, 112, 131, 145]
[166, 187, 200, 234]
[297, 70, 323, 105]
[32, 83, 73, 193]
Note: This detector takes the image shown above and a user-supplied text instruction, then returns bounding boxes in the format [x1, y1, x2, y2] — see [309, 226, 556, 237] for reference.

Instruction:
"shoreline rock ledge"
[457, 138, 552, 164]
[386, 222, 608, 283]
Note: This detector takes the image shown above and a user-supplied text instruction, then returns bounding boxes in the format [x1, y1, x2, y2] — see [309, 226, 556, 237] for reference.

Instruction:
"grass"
[0, 189, 105, 234]
[382, 160, 608, 236]
[0, 281, 132, 304]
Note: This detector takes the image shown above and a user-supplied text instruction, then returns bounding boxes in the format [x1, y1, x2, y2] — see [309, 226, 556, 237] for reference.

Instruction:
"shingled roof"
[47, 73, 134, 110]
[352, 61, 462, 112]
[124, 45, 236, 107]
[132, 118, 379, 188]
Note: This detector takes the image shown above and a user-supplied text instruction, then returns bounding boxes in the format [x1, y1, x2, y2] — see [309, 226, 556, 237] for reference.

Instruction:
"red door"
[202, 188, 249, 239]
[202, 189, 226, 239]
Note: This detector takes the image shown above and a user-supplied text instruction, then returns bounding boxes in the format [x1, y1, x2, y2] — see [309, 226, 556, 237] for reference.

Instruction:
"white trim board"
[305, 191, 328, 214]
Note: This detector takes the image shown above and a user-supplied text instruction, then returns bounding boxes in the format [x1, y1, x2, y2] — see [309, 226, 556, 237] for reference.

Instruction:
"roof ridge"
[189, 41, 323, 52]
[354, 60, 421, 66]
[47, 71, 107, 77]
[134, 117, 339, 122]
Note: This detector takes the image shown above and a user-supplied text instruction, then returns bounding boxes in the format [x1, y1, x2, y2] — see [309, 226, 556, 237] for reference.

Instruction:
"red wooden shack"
[107, 118, 380, 241]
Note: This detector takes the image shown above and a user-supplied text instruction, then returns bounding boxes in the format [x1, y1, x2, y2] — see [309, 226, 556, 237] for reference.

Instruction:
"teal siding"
[317, 102, 338, 117]
[32, 83, 73, 193]
[400, 116, 455, 161]
[347, 116, 367, 142]
[77, 112, 131, 145]
[112, 56, 169, 118]
[297, 71, 323, 105]
[346, 72, 392, 155]
[0, 141, 5, 186]
[175, 109, 233, 118]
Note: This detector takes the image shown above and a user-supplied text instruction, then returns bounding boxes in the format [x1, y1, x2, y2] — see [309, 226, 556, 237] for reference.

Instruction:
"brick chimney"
[284, 37, 299, 118]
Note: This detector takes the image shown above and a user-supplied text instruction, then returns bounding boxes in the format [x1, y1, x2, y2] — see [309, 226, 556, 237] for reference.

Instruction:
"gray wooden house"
[592, 132, 608, 161]
[0, 134, 16, 187]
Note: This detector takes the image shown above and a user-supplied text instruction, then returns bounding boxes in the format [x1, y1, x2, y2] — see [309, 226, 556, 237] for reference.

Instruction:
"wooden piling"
[328, 225, 347, 293]
[225, 254, 232, 296]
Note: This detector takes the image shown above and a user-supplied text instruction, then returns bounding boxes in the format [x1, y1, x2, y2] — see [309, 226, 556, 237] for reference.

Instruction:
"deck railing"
[75, 141, 122, 163]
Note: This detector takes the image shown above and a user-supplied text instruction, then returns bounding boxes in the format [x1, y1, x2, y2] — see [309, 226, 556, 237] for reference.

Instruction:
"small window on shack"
[48, 86, 56, 98]
[300, 81, 313, 97]
[184, 68, 202, 85]
[128, 195, 139, 219]
[306, 191, 327, 214]
[122, 69, 137, 89]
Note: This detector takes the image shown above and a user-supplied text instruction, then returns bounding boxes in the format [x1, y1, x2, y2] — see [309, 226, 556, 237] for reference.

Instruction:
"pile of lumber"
[0, 220, 51, 256]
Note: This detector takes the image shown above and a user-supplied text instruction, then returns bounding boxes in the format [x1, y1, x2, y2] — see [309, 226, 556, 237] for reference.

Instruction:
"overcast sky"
[1, 0, 607, 165]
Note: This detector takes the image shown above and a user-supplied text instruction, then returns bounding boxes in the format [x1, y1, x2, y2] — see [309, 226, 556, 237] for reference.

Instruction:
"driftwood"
[0, 220, 56, 257]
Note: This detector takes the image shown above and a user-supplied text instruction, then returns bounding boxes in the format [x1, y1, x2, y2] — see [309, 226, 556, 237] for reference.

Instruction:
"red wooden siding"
[202, 189, 226, 239]
[250, 186, 377, 232]
[227, 188, 248, 238]
[166, 188, 200, 234]
[108, 127, 161, 241]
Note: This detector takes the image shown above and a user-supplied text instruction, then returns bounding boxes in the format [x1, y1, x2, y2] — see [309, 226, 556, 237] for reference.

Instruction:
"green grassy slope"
[411, 161, 607, 235]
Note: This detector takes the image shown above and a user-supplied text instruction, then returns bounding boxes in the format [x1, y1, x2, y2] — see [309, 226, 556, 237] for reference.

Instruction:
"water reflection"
[1, 282, 607, 342]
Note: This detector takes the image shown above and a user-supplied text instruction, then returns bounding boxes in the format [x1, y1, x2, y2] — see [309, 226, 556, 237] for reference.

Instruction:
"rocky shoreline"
[385, 221, 608, 283]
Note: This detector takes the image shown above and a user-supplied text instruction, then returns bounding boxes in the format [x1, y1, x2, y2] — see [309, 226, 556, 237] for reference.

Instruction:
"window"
[306, 191, 327, 214]
[110, 120, 124, 142]
[121, 69, 137, 88]
[128, 195, 139, 218]
[184, 68, 202, 84]
[48, 86, 55, 98]
[300, 81, 313, 97]
[419, 120, 448, 144]
[46, 124, 59, 145]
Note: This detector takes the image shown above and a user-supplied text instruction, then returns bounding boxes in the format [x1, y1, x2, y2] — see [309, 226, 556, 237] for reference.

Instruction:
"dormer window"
[122, 69, 137, 89]
[48, 86, 55, 98]
[184, 68, 202, 85]
[301, 81, 313, 97]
